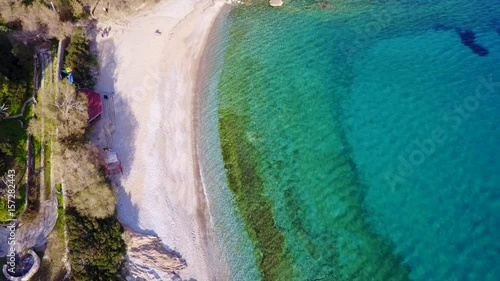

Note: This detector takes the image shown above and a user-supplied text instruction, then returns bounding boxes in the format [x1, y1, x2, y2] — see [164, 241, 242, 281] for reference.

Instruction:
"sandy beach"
[92, 0, 230, 280]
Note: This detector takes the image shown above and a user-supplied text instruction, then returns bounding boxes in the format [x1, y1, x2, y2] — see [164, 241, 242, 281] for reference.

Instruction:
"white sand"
[93, 0, 230, 280]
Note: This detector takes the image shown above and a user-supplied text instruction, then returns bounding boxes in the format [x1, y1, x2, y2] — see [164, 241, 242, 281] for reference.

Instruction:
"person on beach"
[155, 29, 162, 36]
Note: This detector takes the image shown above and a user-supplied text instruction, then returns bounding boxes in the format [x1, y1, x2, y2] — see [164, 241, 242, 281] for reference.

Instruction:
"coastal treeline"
[1, 1, 128, 279]
[29, 70, 124, 278]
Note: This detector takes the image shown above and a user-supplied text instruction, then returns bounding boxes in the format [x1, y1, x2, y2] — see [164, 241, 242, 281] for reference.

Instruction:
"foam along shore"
[92, 0, 230, 280]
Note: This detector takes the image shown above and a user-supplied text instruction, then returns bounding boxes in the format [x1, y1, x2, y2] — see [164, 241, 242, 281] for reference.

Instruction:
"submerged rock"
[317, 1, 332, 9]
[270, 0, 283, 7]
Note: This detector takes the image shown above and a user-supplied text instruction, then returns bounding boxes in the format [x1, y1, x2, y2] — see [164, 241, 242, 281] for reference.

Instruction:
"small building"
[102, 148, 123, 176]
[78, 89, 103, 123]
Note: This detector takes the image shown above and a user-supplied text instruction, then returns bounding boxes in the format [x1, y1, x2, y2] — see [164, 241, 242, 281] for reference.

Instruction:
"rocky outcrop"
[0, 195, 58, 257]
[123, 228, 187, 280]
[270, 0, 283, 7]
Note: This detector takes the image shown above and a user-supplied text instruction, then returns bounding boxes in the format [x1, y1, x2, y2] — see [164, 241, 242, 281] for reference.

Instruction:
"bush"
[0, 33, 32, 115]
[65, 30, 95, 88]
[0, 33, 32, 174]
[70, 182, 116, 218]
[0, 119, 27, 175]
[66, 207, 126, 281]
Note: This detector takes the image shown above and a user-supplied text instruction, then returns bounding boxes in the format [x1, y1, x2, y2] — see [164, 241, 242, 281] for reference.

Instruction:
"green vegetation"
[0, 119, 26, 173]
[219, 112, 291, 280]
[1, 2, 127, 279]
[29, 82, 88, 144]
[65, 30, 96, 88]
[217, 22, 293, 279]
[0, 181, 26, 221]
[66, 207, 126, 281]
[55, 183, 65, 240]
[29, 81, 116, 217]
[0, 33, 32, 174]
[56, 183, 63, 211]
[0, 119, 28, 222]
[0, 33, 33, 89]
[43, 141, 51, 197]
[0, 30, 32, 222]
[29, 73, 123, 279]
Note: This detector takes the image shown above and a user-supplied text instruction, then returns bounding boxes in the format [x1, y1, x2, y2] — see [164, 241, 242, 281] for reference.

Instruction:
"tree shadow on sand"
[88, 32, 187, 266]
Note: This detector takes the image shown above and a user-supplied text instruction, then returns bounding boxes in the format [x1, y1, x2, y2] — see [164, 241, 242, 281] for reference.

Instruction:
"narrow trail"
[4, 97, 36, 120]
[39, 50, 48, 205]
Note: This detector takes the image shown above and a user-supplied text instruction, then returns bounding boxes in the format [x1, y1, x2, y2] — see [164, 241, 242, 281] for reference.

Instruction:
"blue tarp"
[67, 73, 74, 84]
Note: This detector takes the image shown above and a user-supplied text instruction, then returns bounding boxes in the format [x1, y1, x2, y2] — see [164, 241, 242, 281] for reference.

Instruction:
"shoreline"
[193, 0, 235, 277]
[92, 0, 231, 280]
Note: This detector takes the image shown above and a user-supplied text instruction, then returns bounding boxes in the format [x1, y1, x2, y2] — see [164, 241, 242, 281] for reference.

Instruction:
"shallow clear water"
[204, 1, 500, 280]
[198, 9, 262, 280]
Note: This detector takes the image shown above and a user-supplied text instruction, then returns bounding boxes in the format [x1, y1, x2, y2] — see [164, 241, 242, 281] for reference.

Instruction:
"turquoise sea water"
[200, 1, 500, 280]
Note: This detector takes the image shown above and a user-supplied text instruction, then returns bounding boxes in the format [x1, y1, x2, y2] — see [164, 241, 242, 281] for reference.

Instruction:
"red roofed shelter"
[78, 89, 103, 123]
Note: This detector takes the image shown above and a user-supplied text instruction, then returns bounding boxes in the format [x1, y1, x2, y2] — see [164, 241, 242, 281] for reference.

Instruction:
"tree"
[0, 33, 30, 82]
[29, 81, 88, 143]
[0, 1, 73, 39]
[66, 207, 126, 281]
[71, 182, 116, 218]
[0, 34, 32, 117]
[57, 143, 100, 196]
[57, 143, 116, 218]
[65, 30, 95, 87]
[0, 142, 14, 172]
[53, 82, 88, 142]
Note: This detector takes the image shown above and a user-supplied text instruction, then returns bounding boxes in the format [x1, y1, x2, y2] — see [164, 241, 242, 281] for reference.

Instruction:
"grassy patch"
[56, 183, 63, 206]
[56, 184, 65, 230]
[0, 182, 27, 222]
[33, 136, 41, 169]
[65, 30, 96, 88]
[43, 141, 51, 198]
